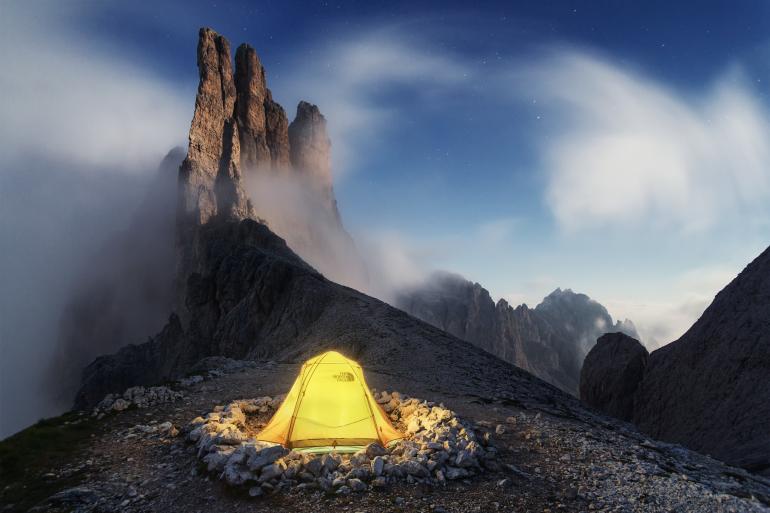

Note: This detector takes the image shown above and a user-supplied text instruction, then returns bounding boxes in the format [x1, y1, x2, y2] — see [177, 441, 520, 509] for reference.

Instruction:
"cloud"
[476, 217, 519, 248]
[520, 51, 770, 233]
[275, 30, 470, 177]
[603, 263, 738, 349]
[0, 3, 189, 437]
[0, 2, 190, 171]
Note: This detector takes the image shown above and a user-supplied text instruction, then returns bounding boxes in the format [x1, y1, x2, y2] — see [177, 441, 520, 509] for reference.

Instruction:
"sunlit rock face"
[234, 43, 290, 171]
[175, 27, 367, 317]
[396, 273, 638, 396]
[579, 332, 648, 422]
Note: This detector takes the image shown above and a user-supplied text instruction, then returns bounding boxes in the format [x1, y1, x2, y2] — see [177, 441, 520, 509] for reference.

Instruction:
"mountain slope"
[396, 272, 638, 396]
[75, 28, 570, 414]
[632, 246, 770, 474]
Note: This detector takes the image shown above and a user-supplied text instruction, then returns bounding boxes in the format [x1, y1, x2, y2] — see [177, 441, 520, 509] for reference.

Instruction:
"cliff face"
[579, 247, 770, 475]
[175, 28, 365, 310]
[633, 246, 770, 474]
[396, 272, 639, 396]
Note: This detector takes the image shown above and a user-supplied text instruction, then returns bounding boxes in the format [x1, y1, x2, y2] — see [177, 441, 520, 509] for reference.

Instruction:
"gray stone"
[445, 466, 469, 480]
[247, 445, 288, 471]
[258, 463, 284, 482]
[305, 457, 324, 477]
[371, 456, 384, 476]
[348, 478, 367, 492]
[365, 442, 387, 458]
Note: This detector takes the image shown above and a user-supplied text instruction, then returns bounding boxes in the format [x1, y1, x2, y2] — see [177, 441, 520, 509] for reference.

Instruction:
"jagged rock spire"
[178, 27, 252, 226]
[234, 43, 290, 171]
[289, 101, 334, 207]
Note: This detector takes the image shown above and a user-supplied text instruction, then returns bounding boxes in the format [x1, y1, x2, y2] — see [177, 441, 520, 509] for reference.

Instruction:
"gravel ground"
[5, 361, 770, 513]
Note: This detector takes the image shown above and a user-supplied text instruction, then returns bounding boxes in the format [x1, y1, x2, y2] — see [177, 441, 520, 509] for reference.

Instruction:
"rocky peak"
[233, 44, 270, 170]
[178, 28, 252, 227]
[234, 44, 290, 171]
[289, 101, 334, 206]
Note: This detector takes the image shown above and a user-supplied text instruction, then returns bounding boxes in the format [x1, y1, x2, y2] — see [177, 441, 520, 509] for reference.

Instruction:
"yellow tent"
[256, 350, 403, 452]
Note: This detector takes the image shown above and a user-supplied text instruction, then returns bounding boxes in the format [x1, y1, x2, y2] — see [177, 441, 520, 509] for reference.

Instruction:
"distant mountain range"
[396, 272, 638, 395]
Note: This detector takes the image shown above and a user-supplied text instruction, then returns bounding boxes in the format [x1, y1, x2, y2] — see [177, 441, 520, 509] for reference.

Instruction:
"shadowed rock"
[580, 332, 648, 421]
[634, 246, 770, 475]
[289, 101, 335, 210]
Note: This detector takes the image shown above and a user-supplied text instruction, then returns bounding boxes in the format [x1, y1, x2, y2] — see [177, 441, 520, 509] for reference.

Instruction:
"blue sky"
[4, 0, 770, 348]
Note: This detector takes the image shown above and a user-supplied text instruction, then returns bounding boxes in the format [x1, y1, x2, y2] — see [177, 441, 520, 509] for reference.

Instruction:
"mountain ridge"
[396, 271, 639, 396]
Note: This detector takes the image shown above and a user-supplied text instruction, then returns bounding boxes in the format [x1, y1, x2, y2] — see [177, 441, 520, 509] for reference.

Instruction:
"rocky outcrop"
[579, 246, 770, 475]
[579, 332, 648, 421]
[289, 101, 335, 211]
[178, 28, 253, 227]
[234, 44, 290, 171]
[633, 246, 770, 475]
[397, 273, 638, 396]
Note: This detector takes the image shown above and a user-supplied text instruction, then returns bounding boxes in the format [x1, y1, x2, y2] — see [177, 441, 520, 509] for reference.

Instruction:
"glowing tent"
[256, 350, 403, 452]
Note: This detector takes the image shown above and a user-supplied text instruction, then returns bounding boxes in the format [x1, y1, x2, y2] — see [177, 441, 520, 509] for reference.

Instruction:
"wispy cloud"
[0, 2, 190, 171]
[0, 2, 189, 437]
[518, 50, 770, 233]
[275, 30, 470, 177]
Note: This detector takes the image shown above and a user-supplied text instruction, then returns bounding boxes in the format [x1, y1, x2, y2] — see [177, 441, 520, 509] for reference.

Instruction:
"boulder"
[579, 332, 648, 422]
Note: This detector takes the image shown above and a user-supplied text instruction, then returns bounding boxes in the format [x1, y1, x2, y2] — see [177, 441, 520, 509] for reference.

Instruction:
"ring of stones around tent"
[186, 390, 500, 497]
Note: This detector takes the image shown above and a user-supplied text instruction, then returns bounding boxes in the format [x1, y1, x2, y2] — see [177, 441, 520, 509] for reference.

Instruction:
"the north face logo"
[333, 372, 355, 382]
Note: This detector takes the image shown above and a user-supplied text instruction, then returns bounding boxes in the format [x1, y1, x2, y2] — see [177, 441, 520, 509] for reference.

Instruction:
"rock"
[222, 462, 253, 486]
[321, 453, 339, 473]
[632, 246, 770, 473]
[495, 424, 506, 435]
[47, 487, 97, 506]
[336, 485, 351, 495]
[445, 466, 469, 480]
[203, 451, 232, 472]
[497, 478, 512, 488]
[288, 101, 335, 209]
[214, 425, 246, 445]
[371, 476, 388, 488]
[304, 457, 324, 477]
[406, 417, 421, 434]
[246, 444, 288, 472]
[401, 460, 429, 478]
[455, 450, 476, 468]
[348, 478, 367, 492]
[371, 456, 385, 476]
[248, 486, 263, 497]
[580, 332, 648, 422]
[177, 28, 252, 228]
[258, 462, 284, 482]
[365, 443, 387, 459]
[112, 398, 129, 411]
[317, 477, 332, 492]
